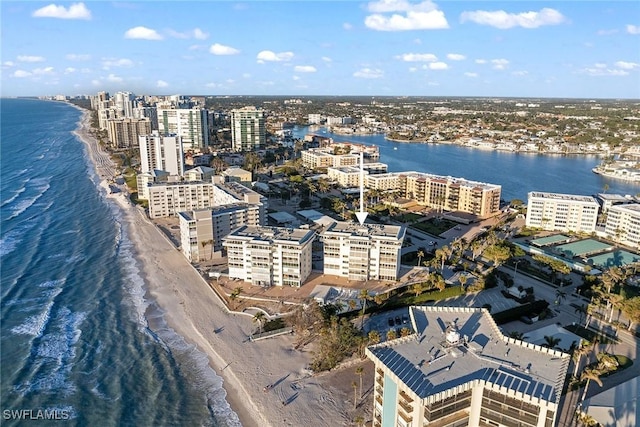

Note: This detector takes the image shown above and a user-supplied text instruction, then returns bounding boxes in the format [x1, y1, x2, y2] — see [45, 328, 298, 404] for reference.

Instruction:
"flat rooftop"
[530, 234, 571, 247]
[324, 221, 405, 240]
[368, 306, 569, 403]
[226, 225, 315, 245]
[529, 192, 598, 203]
[586, 249, 640, 268]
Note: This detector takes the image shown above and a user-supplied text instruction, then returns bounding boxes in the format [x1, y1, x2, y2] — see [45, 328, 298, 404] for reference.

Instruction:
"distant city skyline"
[1, 1, 639, 99]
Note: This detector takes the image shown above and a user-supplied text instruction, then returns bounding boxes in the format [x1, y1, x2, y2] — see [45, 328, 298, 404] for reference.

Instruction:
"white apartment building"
[366, 173, 401, 192]
[107, 117, 151, 149]
[321, 221, 405, 281]
[148, 181, 215, 219]
[139, 131, 185, 176]
[230, 106, 265, 152]
[157, 107, 209, 150]
[301, 148, 359, 169]
[136, 170, 169, 200]
[178, 203, 263, 262]
[212, 178, 266, 209]
[526, 192, 599, 233]
[223, 225, 316, 287]
[604, 203, 640, 249]
[183, 166, 215, 182]
[366, 306, 569, 427]
[308, 113, 323, 124]
[328, 166, 369, 188]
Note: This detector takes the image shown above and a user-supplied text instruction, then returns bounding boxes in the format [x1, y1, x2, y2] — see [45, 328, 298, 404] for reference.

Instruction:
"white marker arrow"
[355, 151, 368, 225]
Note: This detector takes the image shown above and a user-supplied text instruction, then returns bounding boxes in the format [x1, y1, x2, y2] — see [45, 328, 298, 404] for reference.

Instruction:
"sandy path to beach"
[72, 106, 360, 427]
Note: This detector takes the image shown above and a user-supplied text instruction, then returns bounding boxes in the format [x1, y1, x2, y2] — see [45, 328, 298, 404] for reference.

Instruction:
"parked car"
[388, 318, 395, 327]
[395, 316, 401, 326]
[402, 316, 408, 324]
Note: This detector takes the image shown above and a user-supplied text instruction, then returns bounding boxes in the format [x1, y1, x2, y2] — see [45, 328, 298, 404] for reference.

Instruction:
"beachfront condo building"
[222, 167, 252, 184]
[139, 131, 185, 177]
[147, 179, 266, 219]
[320, 221, 405, 281]
[148, 181, 216, 219]
[178, 203, 263, 262]
[223, 225, 316, 287]
[136, 170, 170, 200]
[365, 172, 501, 218]
[157, 107, 209, 151]
[604, 203, 640, 249]
[301, 148, 360, 170]
[230, 106, 265, 152]
[183, 166, 216, 182]
[526, 192, 599, 233]
[366, 306, 570, 427]
[106, 117, 152, 149]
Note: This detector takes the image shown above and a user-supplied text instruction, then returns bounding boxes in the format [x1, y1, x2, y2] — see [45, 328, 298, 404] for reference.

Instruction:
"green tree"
[621, 297, 640, 331]
[417, 249, 425, 267]
[543, 335, 562, 349]
[367, 330, 381, 345]
[411, 282, 423, 297]
[386, 329, 397, 341]
[253, 311, 266, 334]
[580, 368, 603, 403]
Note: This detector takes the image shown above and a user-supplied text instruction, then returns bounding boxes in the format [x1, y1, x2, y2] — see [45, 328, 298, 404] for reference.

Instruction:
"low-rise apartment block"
[365, 172, 501, 218]
[320, 221, 405, 281]
[223, 225, 316, 287]
[366, 306, 569, 427]
[178, 203, 263, 262]
[301, 148, 359, 169]
[604, 203, 640, 249]
[526, 192, 599, 233]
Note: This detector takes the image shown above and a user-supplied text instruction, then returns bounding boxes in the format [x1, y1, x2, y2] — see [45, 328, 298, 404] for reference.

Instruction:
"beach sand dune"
[72, 106, 369, 426]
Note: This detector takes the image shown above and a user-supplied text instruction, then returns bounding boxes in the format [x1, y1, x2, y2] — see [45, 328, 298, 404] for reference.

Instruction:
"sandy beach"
[72, 106, 371, 427]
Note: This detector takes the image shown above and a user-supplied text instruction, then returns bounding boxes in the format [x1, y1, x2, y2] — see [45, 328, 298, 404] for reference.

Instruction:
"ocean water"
[293, 127, 640, 201]
[0, 99, 240, 426]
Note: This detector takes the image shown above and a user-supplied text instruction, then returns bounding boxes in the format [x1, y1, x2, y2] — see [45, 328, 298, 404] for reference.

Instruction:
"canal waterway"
[293, 126, 640, 202]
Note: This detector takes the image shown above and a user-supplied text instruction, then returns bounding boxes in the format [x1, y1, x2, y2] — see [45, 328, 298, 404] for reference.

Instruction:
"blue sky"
[2, 1, 639, 98]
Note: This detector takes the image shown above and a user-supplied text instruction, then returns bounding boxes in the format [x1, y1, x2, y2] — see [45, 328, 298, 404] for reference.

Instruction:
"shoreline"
[70, 104, 357, 427]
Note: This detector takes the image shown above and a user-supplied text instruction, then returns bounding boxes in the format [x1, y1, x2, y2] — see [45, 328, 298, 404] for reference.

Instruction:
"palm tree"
[572, 342, 591, 377]
[580, 368, 603, 403]
[353, 415, 365, 427]
[400, 327, 411, 337]
[555, 289, 567, 305]
[386, 329, 397, 341]
[417, 249, 425, 267]
[367, 330, 381, 345]
[348, 299, 357, 312]
[355, 366, 364, 398]
[253, 311, 266, 334]
[411, 282, 423, 297]
[229, 286, 243, 303]
[543, 335, 562, 349]
[509, 331, 526, 340]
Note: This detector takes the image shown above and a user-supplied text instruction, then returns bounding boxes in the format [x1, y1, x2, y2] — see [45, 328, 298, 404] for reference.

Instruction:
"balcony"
[398, 409, 413, 423]
[399, 390, 414, 403]
[398, 399, 413, 414]
[376, 368, 384, 376]
[375, 395, 383, 405]
[376, 376, 384, 387]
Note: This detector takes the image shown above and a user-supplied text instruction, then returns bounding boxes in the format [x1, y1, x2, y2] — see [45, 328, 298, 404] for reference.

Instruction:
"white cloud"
[365, 10, 449, 31]
[597, 29, 618, 36]
[464, 72, 478, 77]
[293, 75, 301, 81]
[209, 43, 240, 55]
[107, 73, 123, 83]
[322, 56, 332, 62]
[32, 2, 91, 20]
[353, 68, 384, 79]
[242, 73, 251, 79]
[512, 70, 529, 76]
[396, 53, 438, 62]
[3, 61, 15, 67]
[429, 62, 448, 70]
[627, 24, 640, 35]
[188, 44, 205, 51]
[595, 63, 607, 69]
[343, 22, 353, 30]
[367, 0, 438, 13]
[408, 67, 418, 72]
[65, 53, 91, 61]
[124, 26, 163, 40]
[17, 55, 45, 63]
[446, 53, 466, 61]
[615, 61, 639, 70]
[256, 50, 294, 62]
[460, 8, 565, 29]
[475, 59, 487, 64]
[157, 80, 168, 88]
[491, 58, 509, 69]
[102, 58, 134, 69]
[13, 70, 32, 78]
[583, 67, 629, 76]
[294, 65, 317, 73]
[91, 79, 101, 86]
[193, 28, 209, 40]
[33, 67, 54, 75]
[64, 67, 76, 74]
